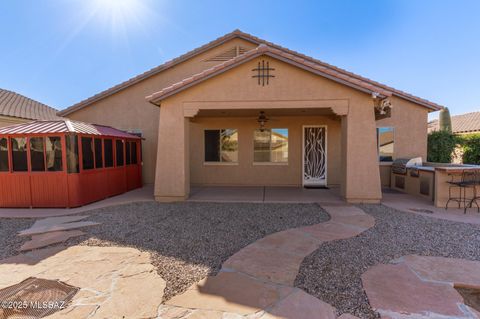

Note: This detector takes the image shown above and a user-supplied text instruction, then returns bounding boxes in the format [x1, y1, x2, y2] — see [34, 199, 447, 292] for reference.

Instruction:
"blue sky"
[1, 0, 479, 119]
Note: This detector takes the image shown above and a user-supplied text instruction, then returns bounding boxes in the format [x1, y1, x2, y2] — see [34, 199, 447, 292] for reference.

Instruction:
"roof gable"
[61, 29, 443, 115]
[146, 44, 393, 104]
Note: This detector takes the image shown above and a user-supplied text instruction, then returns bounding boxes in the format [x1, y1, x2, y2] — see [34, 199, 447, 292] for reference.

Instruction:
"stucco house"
[0, 88, 60, 127]
[58, 30, 442, 203]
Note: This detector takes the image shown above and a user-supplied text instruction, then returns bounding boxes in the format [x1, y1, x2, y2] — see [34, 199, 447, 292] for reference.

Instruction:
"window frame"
[94, 138, 103, 169]
[253, 128, 289, 165]
[203, 129, 239, 165]
[115, 139, 125, 167]
[11, 136, 29, 172]
[104, 138, 114, 168]
[376, 127, 395, 163]
[0, 137, 10, 172]
[81, 136, 95, 171]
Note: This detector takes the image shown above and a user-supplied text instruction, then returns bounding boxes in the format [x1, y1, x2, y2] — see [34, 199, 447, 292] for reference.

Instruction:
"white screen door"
[303, 126, 327, 186]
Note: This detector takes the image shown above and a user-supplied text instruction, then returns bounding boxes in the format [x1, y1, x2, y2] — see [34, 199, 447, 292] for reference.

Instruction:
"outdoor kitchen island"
[390, 158, 480, 209]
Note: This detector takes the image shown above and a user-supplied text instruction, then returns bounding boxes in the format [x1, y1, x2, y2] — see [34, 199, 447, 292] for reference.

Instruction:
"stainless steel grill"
[391, 157, 423, 175]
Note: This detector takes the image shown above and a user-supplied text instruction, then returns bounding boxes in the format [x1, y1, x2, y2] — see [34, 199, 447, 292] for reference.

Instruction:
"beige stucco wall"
[376, 96, 429, 160]
[190, 115, 341, 186]
[155, 55, 382, 203]
[64, 38, 257, 184]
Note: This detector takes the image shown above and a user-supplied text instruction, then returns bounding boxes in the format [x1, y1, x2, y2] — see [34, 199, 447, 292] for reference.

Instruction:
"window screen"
[11, 137, 28, 171]
[66, 135, 79, 173]
[116, 140, 124, 166]
[104, 139, 113, 167]
[94, 138, 103, 168]
[126, 141, 131, 165]
[30, 137, 45, 171]
[45, 136, 63, 171]
[131, 141, 138, 164]
[0, 138, 8, 172]
[81, 137, 94, 170]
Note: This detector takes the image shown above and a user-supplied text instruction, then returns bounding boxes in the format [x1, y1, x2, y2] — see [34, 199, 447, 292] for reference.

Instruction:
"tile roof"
[0, 119, 141, 139]
[60, 29, 443, 115]
[147, 44, 394, 103]
[0, 88, 60, 121]
[428, 111, 480, 134]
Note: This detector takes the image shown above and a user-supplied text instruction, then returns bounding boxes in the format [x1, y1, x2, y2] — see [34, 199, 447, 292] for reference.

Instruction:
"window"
[377, 127, 394, 162]
[204, 129, 238, 162]
[30, 137, 45, 171]
[81, 137, 94, 170]
[131, 141, 138, 164]
[11, 137, 28, 171]
[116, 140, 124, 166]
[254, 129, 288, 163]
[66, 135, 79, 173]
[104, 139, 113, 167]
[94, 138, 103, 168]
[46, 137, 63, 171]
[0, 138, 8, 171]
[126, 141, 131, 165]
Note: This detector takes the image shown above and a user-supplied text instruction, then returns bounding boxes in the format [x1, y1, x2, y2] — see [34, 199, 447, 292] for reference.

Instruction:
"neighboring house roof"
[428, 111, 480, 134]
[147, 44, 393, 103]
[0, 119, 141, 139]
[60, 29, 443, 116]
[0, 88, 60, 121]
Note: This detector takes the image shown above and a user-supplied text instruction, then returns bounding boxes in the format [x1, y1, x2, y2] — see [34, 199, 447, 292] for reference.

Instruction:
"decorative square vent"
[0, 277, 79, 318]
[252, 60, 275, 86]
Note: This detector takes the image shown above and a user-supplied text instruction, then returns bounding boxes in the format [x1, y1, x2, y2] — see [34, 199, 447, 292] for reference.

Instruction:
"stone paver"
[362, 256, 480, 318]
[18, 221, 100, 236]
[162, 203, 374, 318]
[19, 230, 86, 251]
[0, 246, 165, 319]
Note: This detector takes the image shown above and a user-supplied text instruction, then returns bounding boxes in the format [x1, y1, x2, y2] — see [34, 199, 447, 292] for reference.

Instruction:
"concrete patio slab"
[19, 230, 86, 251]
[189, 186, 265, 202]
[0, 185, 154, 218]
[382, 191, 480, 225]
[18, 221, 100, 236]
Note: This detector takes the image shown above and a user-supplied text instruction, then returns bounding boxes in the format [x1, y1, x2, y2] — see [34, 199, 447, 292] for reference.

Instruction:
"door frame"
[302, 125, 328, 187]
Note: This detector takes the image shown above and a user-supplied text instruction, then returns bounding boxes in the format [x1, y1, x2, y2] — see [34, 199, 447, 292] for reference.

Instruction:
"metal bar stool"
[445, 170, 478, 213]
[466, 170, 480, 214]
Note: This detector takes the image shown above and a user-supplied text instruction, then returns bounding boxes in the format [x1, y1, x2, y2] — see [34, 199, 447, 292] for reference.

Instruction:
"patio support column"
[154, 102, 190, 202]
[340, 100, 382, 203]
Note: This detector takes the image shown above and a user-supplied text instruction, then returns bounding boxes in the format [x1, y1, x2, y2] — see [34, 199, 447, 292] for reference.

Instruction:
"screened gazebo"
[0, 120, 142, 208]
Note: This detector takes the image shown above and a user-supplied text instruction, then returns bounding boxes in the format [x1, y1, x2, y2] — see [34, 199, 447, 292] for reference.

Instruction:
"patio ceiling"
[195, 107, 337, 118]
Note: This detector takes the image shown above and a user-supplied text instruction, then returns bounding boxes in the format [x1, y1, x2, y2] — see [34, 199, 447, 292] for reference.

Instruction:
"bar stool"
[445, 170, 478, 213]
[466, 170, 480, 214]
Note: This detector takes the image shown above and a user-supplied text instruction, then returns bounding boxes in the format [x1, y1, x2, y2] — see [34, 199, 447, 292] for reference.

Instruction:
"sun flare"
[88, 0, 150, 34]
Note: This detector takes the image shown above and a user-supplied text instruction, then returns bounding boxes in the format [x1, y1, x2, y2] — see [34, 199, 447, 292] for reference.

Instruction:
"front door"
[302, 126, 327, 187]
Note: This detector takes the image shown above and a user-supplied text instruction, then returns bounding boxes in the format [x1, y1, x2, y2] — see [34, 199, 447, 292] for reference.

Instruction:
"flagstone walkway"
[158, 204, 375, 319]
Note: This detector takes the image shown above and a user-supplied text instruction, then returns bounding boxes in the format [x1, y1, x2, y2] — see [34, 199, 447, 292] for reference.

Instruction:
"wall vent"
[204, 46, 248, 62]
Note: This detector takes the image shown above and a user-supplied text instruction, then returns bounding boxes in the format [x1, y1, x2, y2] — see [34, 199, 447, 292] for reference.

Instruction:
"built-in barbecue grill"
[391, 157, 423, 175]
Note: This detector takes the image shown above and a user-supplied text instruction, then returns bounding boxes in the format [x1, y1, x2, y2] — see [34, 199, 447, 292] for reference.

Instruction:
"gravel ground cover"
[295, 204, 480, 319]
[0, 218, 32, 260]
[68, 201, 329, 300]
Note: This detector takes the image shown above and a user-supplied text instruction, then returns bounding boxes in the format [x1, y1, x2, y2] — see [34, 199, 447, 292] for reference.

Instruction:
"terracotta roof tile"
[61, 29, 443, 114]
[428, 111, 480, 134]
[0, 89, 60, 121]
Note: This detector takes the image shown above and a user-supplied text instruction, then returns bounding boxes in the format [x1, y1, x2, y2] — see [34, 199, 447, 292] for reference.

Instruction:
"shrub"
[427, 131, 458, 163]
[462, 134, 480, 164]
